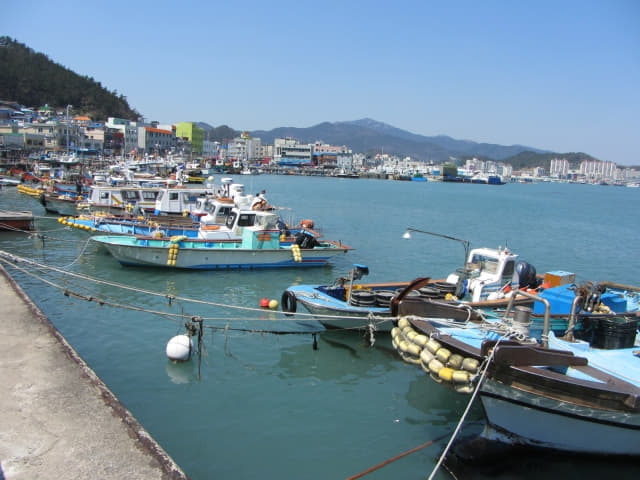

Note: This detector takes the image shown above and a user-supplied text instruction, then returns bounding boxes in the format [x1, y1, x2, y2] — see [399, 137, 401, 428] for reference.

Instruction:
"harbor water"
[1, 177, 639, 479]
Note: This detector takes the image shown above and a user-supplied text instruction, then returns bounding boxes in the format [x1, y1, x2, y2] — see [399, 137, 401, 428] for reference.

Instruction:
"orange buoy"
[260, 298, 270, 308]
[300, 219, 314, 229]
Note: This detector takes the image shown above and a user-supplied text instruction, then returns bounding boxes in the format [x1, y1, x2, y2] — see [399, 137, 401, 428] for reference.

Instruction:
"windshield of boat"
[468, 254, 499, 274]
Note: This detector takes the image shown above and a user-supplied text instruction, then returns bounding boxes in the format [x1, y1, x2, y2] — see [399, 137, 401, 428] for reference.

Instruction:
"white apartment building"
[580, 160, 617, 180]
[550, 157, 570, 177]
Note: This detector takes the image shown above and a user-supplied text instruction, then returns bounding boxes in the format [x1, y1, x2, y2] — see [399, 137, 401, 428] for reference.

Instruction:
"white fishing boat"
[281, 241, 539, 331]
[83, 182, 215, 216]
[0, 176, 20, 186]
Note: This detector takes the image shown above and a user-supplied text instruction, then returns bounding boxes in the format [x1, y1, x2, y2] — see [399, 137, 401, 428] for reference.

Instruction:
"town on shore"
[1, 103, 638, 186]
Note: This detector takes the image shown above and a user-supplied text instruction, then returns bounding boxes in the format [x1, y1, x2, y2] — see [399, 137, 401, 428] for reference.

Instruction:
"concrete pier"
[0, 266, 188, 479]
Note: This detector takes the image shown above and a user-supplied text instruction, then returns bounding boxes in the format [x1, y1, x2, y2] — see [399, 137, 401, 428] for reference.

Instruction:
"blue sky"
[3, 0, 639, 165]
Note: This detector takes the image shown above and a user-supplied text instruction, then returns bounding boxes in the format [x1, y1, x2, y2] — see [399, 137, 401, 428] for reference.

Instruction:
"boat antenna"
[402, 227, 470, 266]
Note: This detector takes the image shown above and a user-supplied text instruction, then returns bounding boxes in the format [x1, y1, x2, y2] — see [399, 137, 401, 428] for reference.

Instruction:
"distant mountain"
[196, 122, 239, 143]
[250, 118, 552, 163]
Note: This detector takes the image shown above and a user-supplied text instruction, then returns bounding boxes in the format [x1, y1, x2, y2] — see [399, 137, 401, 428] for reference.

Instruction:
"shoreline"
[0, 265, 188, 479]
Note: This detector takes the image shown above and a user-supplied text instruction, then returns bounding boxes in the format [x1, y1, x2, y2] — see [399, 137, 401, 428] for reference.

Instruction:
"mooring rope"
[0, 250, 394, 328]
[0, 251, 388, 339]
[346, 430, 452, 480]
[426, 335, 507, 480]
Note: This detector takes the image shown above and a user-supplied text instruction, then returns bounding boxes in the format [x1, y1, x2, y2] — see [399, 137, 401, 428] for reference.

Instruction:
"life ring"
[281, 290, 297, 315]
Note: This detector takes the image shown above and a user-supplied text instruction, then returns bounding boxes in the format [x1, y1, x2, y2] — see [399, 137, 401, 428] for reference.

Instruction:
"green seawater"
[1, 177, 639, 479]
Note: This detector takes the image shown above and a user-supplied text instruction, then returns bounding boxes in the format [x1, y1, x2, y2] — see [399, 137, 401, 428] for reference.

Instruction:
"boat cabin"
[446, 247, 536, 302]
[154, 186, 211, 215]
[85, 185, 164, 213]
[198, 207, 279, 241]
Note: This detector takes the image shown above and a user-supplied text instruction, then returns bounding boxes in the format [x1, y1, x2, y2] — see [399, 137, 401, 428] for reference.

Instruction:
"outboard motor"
[515, 261, 538, 289]
[295, 231, 317, 249]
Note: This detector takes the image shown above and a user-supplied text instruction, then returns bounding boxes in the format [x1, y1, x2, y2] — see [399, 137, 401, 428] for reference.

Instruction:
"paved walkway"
[0, 266, 188, 479]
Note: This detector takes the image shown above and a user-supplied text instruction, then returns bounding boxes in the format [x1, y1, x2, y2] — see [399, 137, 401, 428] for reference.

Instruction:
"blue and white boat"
[281, 245, 539, 331]
[91, 209, 352, 270]
[393, 288, 640, 456]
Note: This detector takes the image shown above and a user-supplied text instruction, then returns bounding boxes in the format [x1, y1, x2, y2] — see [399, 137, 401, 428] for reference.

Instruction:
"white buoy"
[166, 334, 193, 362]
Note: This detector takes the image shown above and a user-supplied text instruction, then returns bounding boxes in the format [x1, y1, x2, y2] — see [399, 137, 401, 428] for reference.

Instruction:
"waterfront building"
[226, 132, 262, 165]
[550, 157, 569, 178]
[106, 117, 140, 156]
[138, 124, 175, 156]
[274, 138, 312, 167]
[175, 122, 204, 155]
[580, 160, 617, 181]
[202, 140, 220, 160]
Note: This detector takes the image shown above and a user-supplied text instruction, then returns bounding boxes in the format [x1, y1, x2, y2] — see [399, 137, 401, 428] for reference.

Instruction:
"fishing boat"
[91, 209, 352, 269]
[392, 287, 640, 456]
[0, 210, 34, 231]
[61, 189, 316, 241]
[0, 176, 20, 186]
[280, 241, 540, 331]
[39, 191, 85, 216]
[83, 178, 222, 216]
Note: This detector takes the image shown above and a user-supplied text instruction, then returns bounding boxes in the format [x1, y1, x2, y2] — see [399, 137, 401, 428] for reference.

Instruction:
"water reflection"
[166, 359, 198, 384]
[276, 330, 399, 381]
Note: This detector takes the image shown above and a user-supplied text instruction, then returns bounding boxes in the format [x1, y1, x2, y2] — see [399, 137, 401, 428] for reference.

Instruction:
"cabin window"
[225, 212, 237, 229]
[503, 260, 515, 278]
[100, 192, 110, 200]
[123, 190, 139, 200]
[237, 214, 256, 227]
[469, 254, 499, 274]
[141, 191, 158, 200]
[169, 192, 179, 200]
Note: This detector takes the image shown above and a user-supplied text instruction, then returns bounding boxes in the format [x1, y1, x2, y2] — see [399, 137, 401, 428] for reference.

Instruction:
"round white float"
[166, 334, 193, 362]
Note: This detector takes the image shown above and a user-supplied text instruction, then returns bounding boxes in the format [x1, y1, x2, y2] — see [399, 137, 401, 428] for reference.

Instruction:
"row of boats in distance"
[12, 172, 640, 459]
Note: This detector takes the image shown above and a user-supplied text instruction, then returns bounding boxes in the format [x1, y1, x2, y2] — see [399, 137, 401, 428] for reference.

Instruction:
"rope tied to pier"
[346, 430, 452, 480]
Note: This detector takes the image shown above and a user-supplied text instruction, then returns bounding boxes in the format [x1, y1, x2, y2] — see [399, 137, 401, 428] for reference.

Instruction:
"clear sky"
[3, 0, 639, 165]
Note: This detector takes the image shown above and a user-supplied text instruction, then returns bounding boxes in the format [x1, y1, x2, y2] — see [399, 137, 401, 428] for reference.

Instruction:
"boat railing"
[563, 294, 585, 342]
[505, 290, 551, 347]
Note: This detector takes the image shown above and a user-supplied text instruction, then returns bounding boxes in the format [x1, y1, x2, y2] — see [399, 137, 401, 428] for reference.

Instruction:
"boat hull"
[92, 236, 349, 269]
[40, 194, 81, 216]
[285, 282, 529, 332]
[480, 377, 640, 455]
[294, 296, 393, 331]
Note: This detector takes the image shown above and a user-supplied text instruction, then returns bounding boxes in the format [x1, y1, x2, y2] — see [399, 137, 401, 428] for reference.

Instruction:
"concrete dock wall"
[0, 266, 188, 479]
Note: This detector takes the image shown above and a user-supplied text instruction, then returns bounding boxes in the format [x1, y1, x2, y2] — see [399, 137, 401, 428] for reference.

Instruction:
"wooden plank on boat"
[502, 364, 640, 411]
[487, 343, 588, 367]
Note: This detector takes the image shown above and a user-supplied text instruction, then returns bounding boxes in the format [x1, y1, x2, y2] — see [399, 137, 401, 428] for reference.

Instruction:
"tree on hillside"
[0, 36, 140, 121]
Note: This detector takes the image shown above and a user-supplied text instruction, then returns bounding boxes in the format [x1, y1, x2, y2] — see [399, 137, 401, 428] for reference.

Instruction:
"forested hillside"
[0, 36, 140, 121]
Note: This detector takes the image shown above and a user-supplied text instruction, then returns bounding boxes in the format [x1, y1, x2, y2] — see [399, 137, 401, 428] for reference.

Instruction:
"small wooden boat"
[393, 289, 640, 456]
[39, 192, 85, 216]
[0, 210, 34, 231]
[280, 245, 538, 331]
